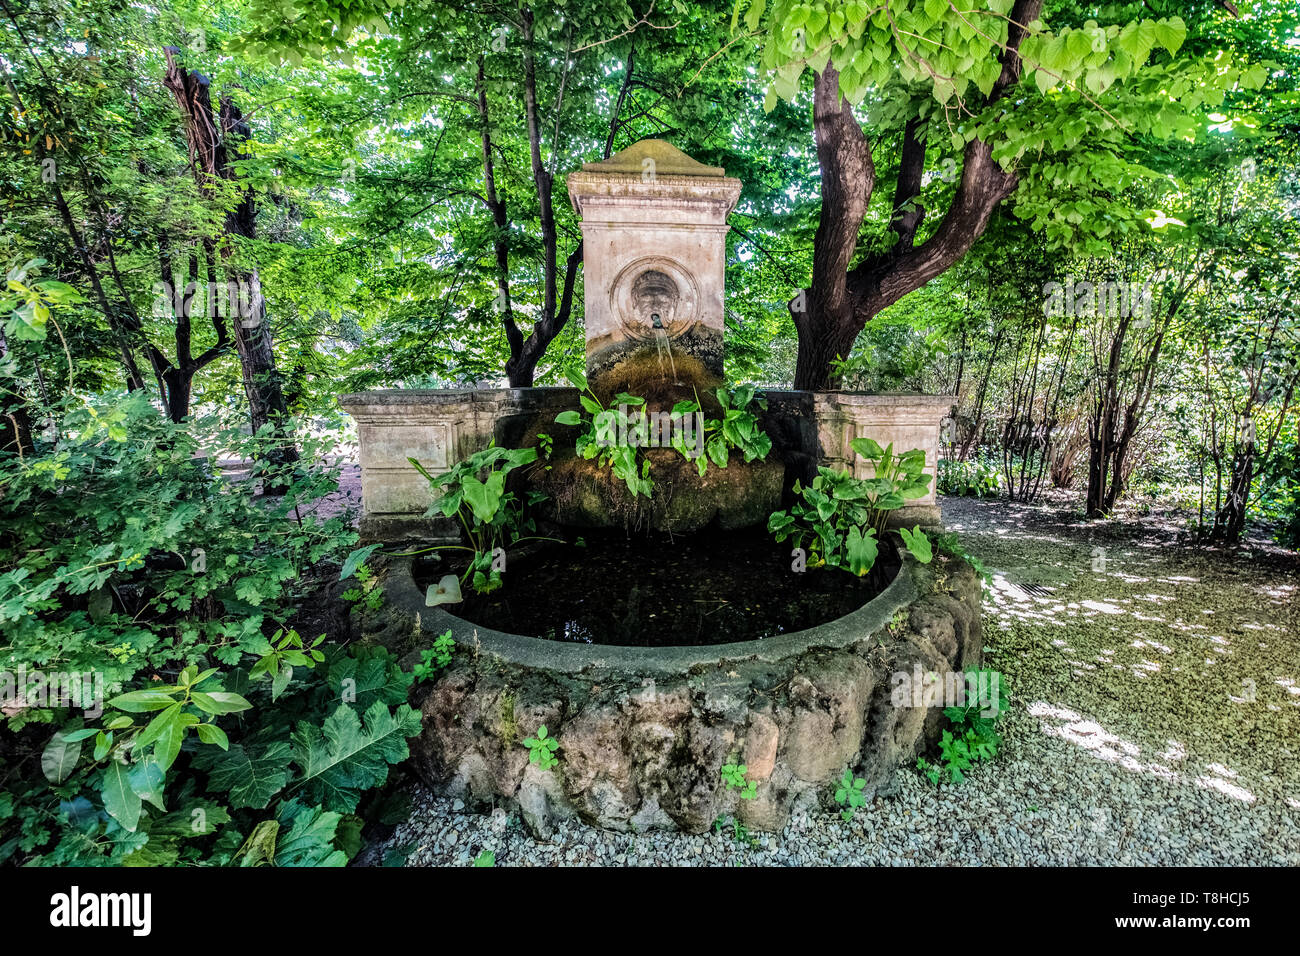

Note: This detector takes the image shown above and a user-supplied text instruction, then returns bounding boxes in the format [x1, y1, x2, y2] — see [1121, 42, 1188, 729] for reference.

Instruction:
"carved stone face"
[629, 270, 679, 331]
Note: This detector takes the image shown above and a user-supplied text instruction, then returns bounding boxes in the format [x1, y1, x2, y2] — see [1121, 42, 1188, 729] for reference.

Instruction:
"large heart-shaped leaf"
[846, 526, 879, 576]
[460, 475, 500, 523]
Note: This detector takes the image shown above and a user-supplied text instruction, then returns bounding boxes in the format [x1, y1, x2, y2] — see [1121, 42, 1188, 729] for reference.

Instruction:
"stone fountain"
[342, 140, 947, 540]
[340, 141, 978, 835]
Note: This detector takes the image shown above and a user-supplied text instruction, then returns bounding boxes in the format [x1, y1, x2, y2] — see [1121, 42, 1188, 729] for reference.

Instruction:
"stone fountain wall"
[567, 140, 740, 388]
[763, 391, 951, 528]
[340, 141, 953, 538]
[358, 544, 984, 836]
[339, 388, 576, 542]
[340, 387, 951, 541]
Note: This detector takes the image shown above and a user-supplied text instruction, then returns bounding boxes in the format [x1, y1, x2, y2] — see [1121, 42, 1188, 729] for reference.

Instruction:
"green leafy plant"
[0, 391, 415, 866]
[917, 670, 1009, 785]
[938, 456, 1002, 498]
[249, 629, 328, 701]
[721, 762, 758, 799]
[0, 393, 359, 714]
[833, 768, 868, 822]
[412, 630, 455, 682]
[555, 370, 654, 497]
[1, 257, 82, 345]
[555, 373, 774, 490]
[473, 849, 495, 867]
[769, 438, 934, 575]
[668, 384, 773, 477]
[931, 530, 992, 585]
[409, 443, 550, 594]
[6, 641, 419, 866]
[713, 814, 759, 849]
[341, 561, 384, 611]
[523, 724, 559, 771]
[898, 525, 933, 563]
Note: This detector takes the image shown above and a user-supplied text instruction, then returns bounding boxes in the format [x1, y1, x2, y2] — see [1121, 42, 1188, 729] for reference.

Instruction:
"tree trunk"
[0, 328, 34, 456]
[1214, 439, 1253, 542]
[789, 0, 1041, 388]
[163, 47, 296, 474]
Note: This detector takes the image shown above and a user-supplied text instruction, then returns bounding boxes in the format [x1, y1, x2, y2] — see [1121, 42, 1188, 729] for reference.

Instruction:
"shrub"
[0, 393, 417, 865]
[768, 438, 934, 575]
[937, 455, 1001, 498]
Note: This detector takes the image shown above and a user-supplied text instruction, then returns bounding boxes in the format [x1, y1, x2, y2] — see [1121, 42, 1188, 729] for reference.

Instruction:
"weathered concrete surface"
[360, 543, 984, 836]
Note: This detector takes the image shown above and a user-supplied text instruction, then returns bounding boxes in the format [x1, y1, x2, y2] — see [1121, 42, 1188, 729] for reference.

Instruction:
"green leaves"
[721, 762, 757, 799]
[100, 761, 142, 832]
[41, 727, 86, 785]
[769, 440, 932, 577]
[292, 701, 422, 812]
[524, 724, 560, 771]
[898, 526, 933, 564]
[194, 723, 230, 750]
[190, 691, 252, 715]
[196, 742, 293, 811]
[919, 671, 1008, 786]
[106, 667, 250, 772]
[135, 705, 198, 771]
[849, 437, 883, 460]
[1152, 17, 1186, 57]
[272, 802, 349, 867]
[340, 543, 382, 581]
[2, 260, 84, 344]
[460, 470, 505, 524]
[412, 631, 455, 683]
[845, 526, 878, 576]
[412, 443, 543, 593]
[833, 768, 867, 821]
[109, 689, 180, 713]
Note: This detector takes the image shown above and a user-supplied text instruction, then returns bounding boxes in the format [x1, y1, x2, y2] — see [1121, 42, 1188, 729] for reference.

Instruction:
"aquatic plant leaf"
[426, 574, 463, 606]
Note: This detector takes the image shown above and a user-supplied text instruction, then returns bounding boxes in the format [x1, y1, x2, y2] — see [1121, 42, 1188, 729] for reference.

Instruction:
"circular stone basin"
[364, 535, 984, 837]
[414, 530, 900, 647]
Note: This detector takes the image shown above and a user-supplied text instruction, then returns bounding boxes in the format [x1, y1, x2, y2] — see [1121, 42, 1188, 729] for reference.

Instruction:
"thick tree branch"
[890, 117, 926, 251]
[804, 64, 873, 327]
[474, 55, 518, 360]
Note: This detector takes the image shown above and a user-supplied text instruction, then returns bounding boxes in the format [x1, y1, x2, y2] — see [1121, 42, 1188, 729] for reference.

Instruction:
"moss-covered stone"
[533, 446, 784, 533]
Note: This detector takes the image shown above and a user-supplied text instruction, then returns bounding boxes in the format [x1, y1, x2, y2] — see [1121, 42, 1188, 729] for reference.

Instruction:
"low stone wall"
[360, 543, 984, 836]
[340, 387, 952, 540]
[339, 388, 577, 542]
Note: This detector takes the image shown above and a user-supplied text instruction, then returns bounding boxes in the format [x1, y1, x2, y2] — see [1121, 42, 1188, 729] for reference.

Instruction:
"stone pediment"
[581, 139, 727, 177]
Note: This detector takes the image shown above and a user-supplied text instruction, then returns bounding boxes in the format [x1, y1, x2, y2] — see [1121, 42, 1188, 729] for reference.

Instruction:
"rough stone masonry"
[358, 544, 984, 837]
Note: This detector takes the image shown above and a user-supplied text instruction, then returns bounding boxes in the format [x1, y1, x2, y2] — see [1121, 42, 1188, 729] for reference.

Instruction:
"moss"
[534, 447, 783, 533]
[589, 348, 721, 407]
[499, 690, 517, 746]
[587, 326, 723, 400]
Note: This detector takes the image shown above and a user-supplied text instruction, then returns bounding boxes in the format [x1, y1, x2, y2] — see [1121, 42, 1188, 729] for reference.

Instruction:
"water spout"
[652, 327, 677, 379]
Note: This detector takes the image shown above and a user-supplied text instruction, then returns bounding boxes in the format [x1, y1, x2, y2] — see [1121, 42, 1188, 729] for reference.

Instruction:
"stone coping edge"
[383, 543, 918, 678]
[340, 387, 578, 407]
[340, 388, 953, 409]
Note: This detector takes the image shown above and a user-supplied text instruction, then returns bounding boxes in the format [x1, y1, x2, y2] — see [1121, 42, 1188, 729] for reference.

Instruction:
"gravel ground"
[373, 493, 1300, 866]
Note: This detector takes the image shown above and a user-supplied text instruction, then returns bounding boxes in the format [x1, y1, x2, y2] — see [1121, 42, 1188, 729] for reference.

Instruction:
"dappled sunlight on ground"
[1029, 700, 1176, 778]
[1027, 700, 1257, 803]
[942, 494, 1300, 862]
